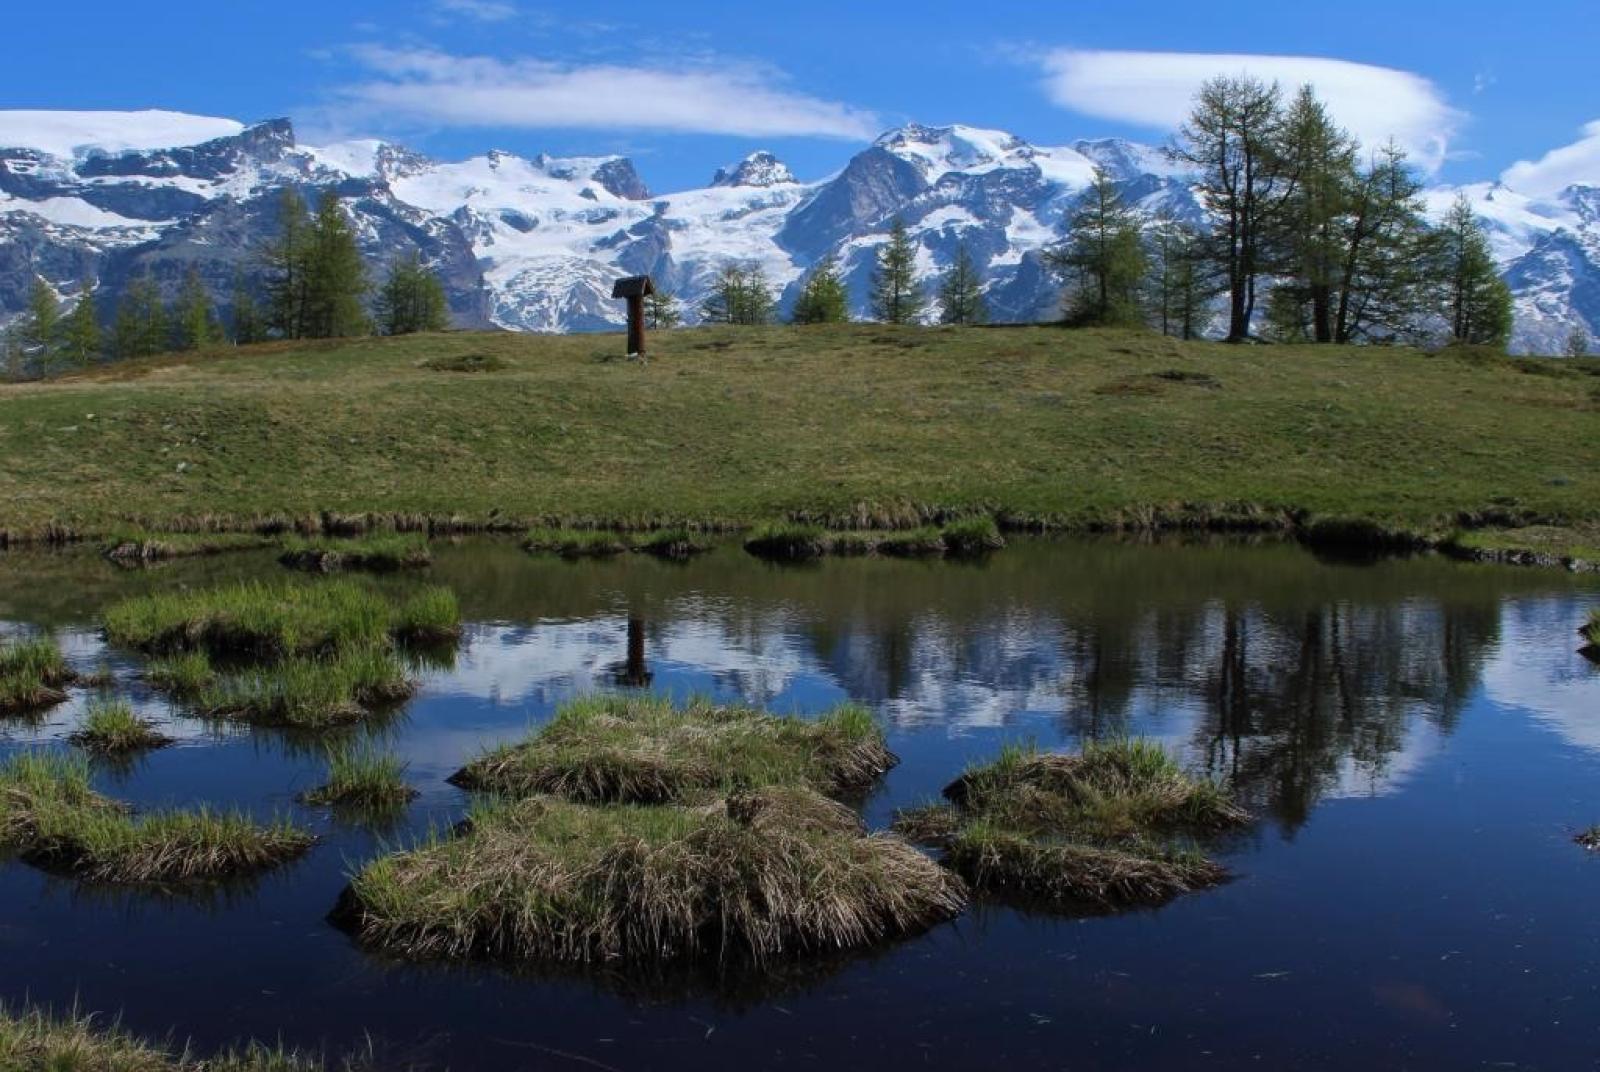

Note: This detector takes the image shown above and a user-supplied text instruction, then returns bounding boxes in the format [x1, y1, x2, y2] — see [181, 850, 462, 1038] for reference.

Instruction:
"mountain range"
[1, 109, 1595, 354]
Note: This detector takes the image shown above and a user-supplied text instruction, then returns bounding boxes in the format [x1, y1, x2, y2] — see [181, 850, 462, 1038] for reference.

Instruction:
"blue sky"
[5, 0, 1598, 193]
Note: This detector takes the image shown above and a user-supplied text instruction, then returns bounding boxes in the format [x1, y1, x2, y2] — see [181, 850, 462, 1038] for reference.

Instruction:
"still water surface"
[1, 537, 1597, 1070]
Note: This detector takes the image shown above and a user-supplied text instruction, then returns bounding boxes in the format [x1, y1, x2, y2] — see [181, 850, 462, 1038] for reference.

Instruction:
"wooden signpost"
[611, 275, 656, 359]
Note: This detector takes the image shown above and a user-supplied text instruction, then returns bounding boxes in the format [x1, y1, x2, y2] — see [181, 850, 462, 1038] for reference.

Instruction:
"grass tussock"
[1581, 610, 1599, 657]
[0, 752, 310, 884]
[103, 580, 460, 660]
[193, 648, 415, 729]
[337, 786, 965, 967]
[0, 636, 76, 715]
[522, 528, 630, 558]
[894, 739, 1247, 911]
[449, 694, 894, 803]
[744, 517, 1005, 561]
[279, 534, 432, 573]
[300, 746, 417, 808]
[632, 528, 716, 560]
[103, 530, 272, 563]
[70, 698, 173, 754]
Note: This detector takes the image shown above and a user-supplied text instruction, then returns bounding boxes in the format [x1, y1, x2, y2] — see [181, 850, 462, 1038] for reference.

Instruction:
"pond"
[1, 536, 1597, 1070]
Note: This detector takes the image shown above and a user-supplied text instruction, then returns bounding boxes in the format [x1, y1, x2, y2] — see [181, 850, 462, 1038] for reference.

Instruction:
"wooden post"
[611, 275, 656, 359]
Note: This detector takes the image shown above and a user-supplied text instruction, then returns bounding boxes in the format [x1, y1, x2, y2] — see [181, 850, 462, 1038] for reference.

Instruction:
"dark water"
[2, 538, 1598, 1071]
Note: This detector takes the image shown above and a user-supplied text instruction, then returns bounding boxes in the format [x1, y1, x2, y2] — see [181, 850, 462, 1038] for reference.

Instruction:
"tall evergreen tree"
[870, 218, 925, 324]
[1171, 75, 1285, 342]
[375, 253, 450, 336]
[1047, 168, 1148, 327]
[1272, 85, 1358, 343]
[21, 277, 60, 366]
[301, 191, 370, 338]
[1147, 216, 1215, 339]
[172, 266, 220, 351]
[701, 264, 775, 325]
[644, 289, 681, 329]
[112, 276, 169, 360]
[231, 271, 267, 344]
[937, 244, 987, 325]
[791, 254, 851, 324]
[1330, 142, 1432, 344]
[58, 288, 102, 367]
[263, 187, 311, 339]
[1438, 194, 1513, 348]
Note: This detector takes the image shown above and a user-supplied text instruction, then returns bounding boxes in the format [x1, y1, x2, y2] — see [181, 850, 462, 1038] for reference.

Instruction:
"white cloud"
[433, 0, 518, 22]
[1038, 49, 1464, 174]
[1501, 120, 1600, 197]
[336, 47, 879, 140]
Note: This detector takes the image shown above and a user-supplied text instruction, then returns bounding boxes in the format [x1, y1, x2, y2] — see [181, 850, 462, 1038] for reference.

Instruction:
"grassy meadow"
[0, 326, 1596, 557]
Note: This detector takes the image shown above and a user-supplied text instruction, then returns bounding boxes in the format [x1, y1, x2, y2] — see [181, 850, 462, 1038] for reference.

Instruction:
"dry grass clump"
[449, 695, 895, 803]
[522, 528, 630, 557]
[279, 534, 432, 573]
[894, 739, 1247, 911]
[70, 698, 173, 754]
[300, 746, 417, 809]
[337, 786, 965, 966]
[0, 636, 77, 715]
[0, 752, 310, 885]
[102, 530, 272, 564]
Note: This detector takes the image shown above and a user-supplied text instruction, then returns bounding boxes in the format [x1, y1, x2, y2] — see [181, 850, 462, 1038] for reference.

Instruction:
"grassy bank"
[0, 327, 1596, 556]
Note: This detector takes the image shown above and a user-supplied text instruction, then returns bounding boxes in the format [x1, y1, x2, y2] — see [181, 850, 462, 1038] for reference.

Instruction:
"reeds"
[338, 786, 965, 966]
[449, 695, 895, 803]
[69, 698, 172, 754]
[894, 739, 1248, 911]
[0, 636, 76, 715]
[0, 752, 311, 885]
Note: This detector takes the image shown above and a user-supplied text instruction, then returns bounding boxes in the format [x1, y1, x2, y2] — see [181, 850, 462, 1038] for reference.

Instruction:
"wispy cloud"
[1501, 119, 1600, 196]
[1037, 48, 1464, 174]
[331, 46, 879, 140]
[432, 0, 519, 22]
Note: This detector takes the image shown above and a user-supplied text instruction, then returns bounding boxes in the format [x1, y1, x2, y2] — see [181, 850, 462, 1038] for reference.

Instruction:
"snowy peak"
[711, 151, 796, 188]
[0, 109, 245, 160]
[874, 123, 1035, 179]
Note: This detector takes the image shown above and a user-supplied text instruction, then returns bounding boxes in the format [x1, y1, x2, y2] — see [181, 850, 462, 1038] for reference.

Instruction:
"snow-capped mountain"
[2, 110, 1595, 353]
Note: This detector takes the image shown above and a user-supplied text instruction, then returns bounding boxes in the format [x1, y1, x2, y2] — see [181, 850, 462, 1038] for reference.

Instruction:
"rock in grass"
[522, 528, 630, 558]
[0, 638, 76, 716]
[68, 698, 172, 754]
[336, 787, 965, 967]
[449, 695, 896, 803]
[895, 739, 1248, 912]
[0, 752, 310, 885]
[278, 533, 432, 573]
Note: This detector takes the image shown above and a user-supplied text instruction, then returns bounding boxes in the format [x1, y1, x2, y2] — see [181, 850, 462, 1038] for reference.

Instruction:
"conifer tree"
[1047, 168, 1148, 327]
[375, 253, 450, 336]
[1330, 143, 1432, 344]
[1272, 85, 1358, 343]
[791, 254, 850, 324]
[701, 264, 774, 325]
[172, 266, 220, 351]
[58, 288, 102, 367]
[231, 272, 267, 344]
[263, 187, 311, 339]
[937, 244, 987, 325]
[1171, 75, 1285, 342]
[870, 218, 925, 324]
[1438, 194, 1513, 348]
[112, 276, 169, 360]
[1147, 217, 1215, 339]
[645, 289, 681, 329]
[1565, 325, 1591, 358]
[302, 191, 370, 338]
[21, 277, 60, 365]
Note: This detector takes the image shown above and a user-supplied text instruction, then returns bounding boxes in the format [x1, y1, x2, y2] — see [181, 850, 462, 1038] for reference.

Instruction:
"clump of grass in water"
[279, 533, 432, 573]
[875, 527, 948, 558]
[101, 530, 272, 564]
[894, 739, 1248, 911]
[0, 752, 310, 884]
[743, 521, 829, 561]
[744, 517, 1004, 561]
[336, 786, 965, 967]
[632, 528, 715, 560]
[300, 745, 417, 808]
[69, 698, 172, 754]
[0, 637, 76, 716]
[522, 528, 629, 558]
[103, 580, 460, 659]
[940, 516, 1006, 557]
[195, 648, 415, 729]
[144, 652, 216, 697]
[449, 694, 894, 802]
[1580, 610, 1599, 658]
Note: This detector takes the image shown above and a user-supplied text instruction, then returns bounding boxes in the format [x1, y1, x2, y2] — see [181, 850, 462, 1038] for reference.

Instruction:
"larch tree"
[937, 243, 987, 325]
[263, 187, 311, 339]
[112, 276, 169, 360]
[1171, 75, 1285, 342]
[1438, 194, 1513, 348]
[171, 266, 220, 351]
[301, 191, 370, 338]
[792, 254, 851, 324]
[21, 277, 60, 366]
[1271, 85, 1358, 343]
[1330, 142, 1432, 344]
[1047, 168, 1148, 327]
[1147, 216, 1215, 339]
[58, 287, 102, 367]
[375, 253, 450, 336]
[644, 289, 681, 329]
[870, 218, 925, 324]
[231, 271, 267, 344]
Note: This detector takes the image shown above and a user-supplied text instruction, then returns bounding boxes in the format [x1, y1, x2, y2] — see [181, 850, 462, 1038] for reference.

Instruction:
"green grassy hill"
[1, 325, 1597, 555]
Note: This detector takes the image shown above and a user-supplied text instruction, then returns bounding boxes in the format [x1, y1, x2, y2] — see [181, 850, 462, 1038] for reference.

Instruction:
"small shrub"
[522, 528, 629, 558]
[450, 695, 894, 803]
[69, 698, 172, 754]
[0, 637, 75, 716]
[300, 746, 417, 808]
